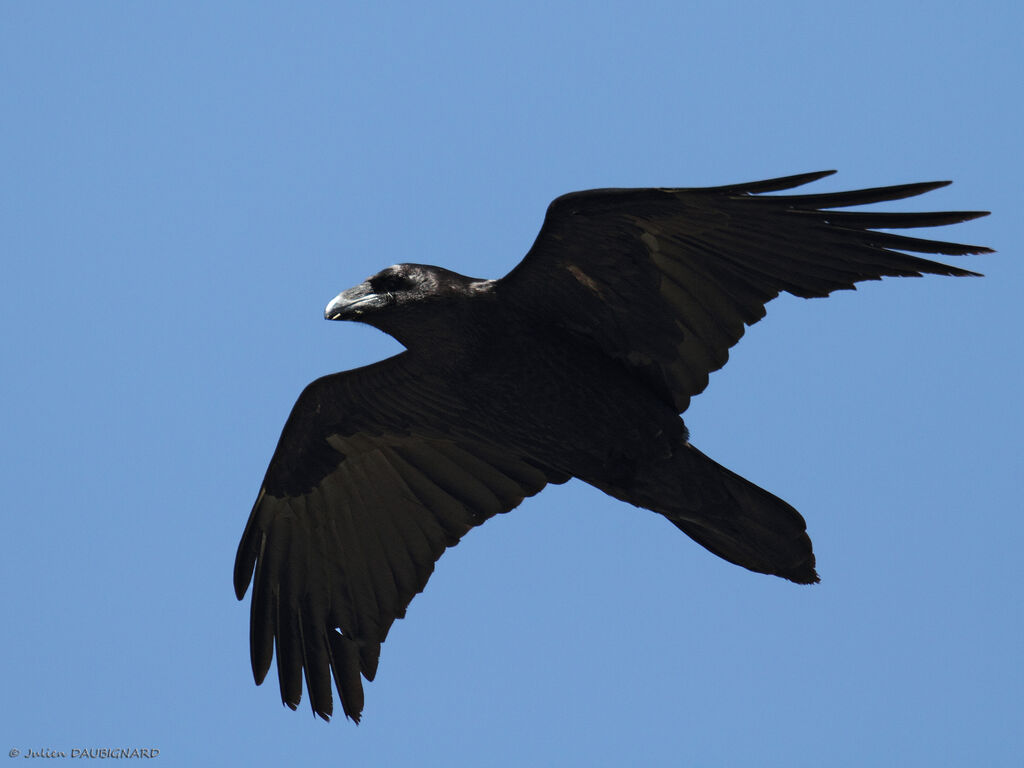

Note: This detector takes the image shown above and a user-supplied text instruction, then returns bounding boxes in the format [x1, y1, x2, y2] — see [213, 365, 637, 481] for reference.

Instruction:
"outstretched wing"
[499, 171, 991, 413]
[233, 354, 561, 722]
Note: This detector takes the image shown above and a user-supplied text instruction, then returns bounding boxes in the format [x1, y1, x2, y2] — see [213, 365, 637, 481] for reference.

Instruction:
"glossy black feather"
[235, 172, 990, 721]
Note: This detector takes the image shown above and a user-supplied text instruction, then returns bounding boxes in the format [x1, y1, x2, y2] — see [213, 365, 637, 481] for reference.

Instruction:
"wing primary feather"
[298, 595, 334, 720]
[248, 528, 275, 685]
[368, 452, 448, 597]
[311, 477, 383, 687]
[233, 488, 267, 599]
[326, 630, 365, 723]
[764, 179, 953, 209]
[272, 511, 305, 711]
[789, 208, 991, 230]
[318, 475, 386, 643]
[341, 469, 403, 629]
[708, 169, 837, 194]
[706, 221, 980, 295]
[347, 458, 422, 616]
[831, 227, 989, 260]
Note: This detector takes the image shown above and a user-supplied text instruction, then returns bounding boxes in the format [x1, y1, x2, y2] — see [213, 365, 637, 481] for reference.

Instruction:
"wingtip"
[232, 531, 257, 600]
[253, 659, 270, 686]
[787, 169, 837, 183]
[724, 170, 837, 195]
[911, 180, 954, 198]
[233, 572, 251, 601]
[959, 210, 991, 223]
[783, 169, 838, 187]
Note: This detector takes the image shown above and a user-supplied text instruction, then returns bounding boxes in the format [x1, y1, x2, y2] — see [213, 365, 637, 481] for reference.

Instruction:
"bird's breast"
[429, 329, 686, 481]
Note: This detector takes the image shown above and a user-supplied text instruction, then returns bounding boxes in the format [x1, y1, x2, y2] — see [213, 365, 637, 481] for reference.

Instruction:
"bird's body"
[234, 171, 990, 722]
[426, 309, 683, 478]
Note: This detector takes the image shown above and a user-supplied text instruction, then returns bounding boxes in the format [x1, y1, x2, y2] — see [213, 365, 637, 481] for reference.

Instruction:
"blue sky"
[3, 2, 1021, 766]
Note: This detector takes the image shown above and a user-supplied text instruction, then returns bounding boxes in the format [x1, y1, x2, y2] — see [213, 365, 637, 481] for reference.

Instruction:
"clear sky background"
[3, 2, 1021, 766]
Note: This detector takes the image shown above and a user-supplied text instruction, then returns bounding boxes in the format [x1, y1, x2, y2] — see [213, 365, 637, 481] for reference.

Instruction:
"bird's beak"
[324, 283, 380, 320]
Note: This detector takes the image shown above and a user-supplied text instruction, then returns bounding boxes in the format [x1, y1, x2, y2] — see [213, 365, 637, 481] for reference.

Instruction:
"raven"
[234, 170, 990, 722]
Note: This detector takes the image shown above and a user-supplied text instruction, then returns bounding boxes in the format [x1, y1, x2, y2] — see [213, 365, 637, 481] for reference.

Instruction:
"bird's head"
[325, 263, 494, 351]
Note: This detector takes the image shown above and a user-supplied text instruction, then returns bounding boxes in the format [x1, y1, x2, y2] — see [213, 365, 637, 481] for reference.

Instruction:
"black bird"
[234, 170, 990, 722]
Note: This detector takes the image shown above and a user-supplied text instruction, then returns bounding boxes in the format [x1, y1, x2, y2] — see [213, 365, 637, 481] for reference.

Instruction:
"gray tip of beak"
[324, 295, 345, 320]
[325, 287, 378, 320]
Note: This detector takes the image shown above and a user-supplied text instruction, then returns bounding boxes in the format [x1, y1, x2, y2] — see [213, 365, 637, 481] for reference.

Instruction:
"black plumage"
[233, 170, 990, 722]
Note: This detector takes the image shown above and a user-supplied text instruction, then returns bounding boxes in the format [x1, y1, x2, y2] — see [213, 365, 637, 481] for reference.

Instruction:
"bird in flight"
[234, 170, 990, 722]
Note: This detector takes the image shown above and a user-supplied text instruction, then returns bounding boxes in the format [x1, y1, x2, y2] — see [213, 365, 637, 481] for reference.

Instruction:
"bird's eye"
[371, 273, 411, 293]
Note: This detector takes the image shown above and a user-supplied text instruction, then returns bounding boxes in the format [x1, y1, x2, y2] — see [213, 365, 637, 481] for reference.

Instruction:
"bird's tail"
[625, 443, 819, 584]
